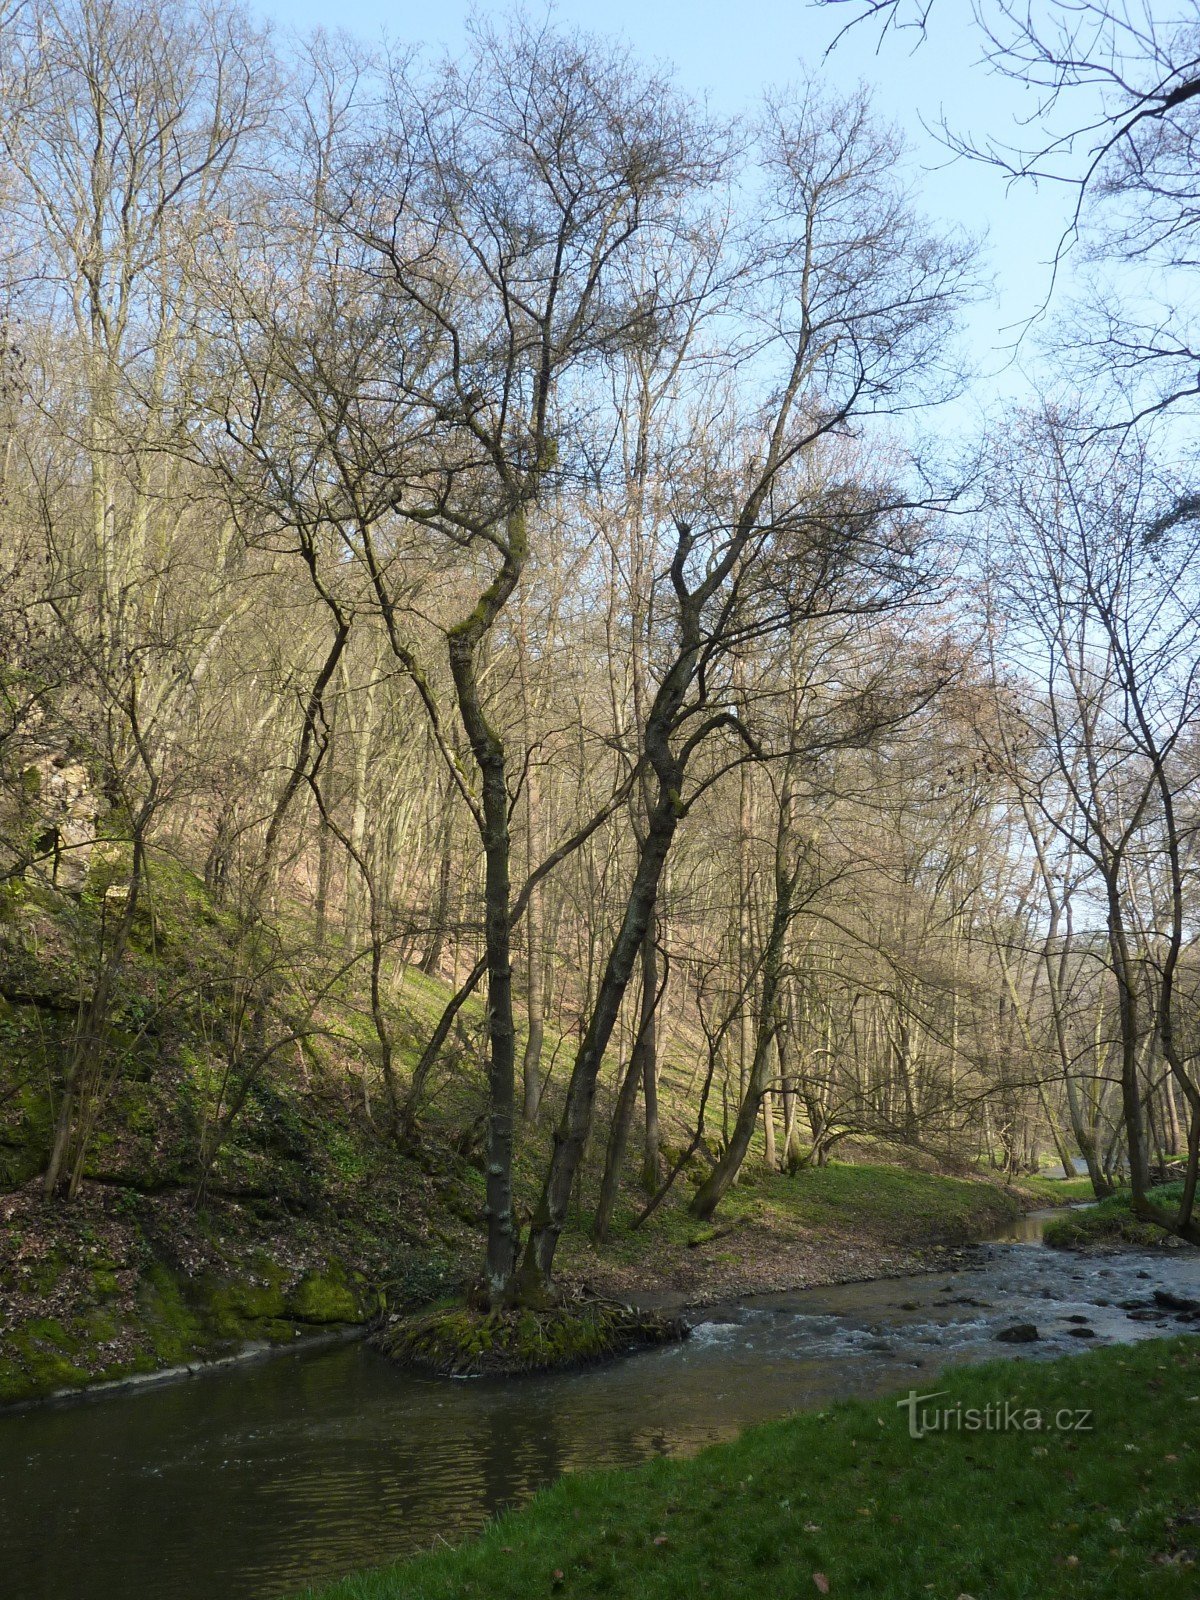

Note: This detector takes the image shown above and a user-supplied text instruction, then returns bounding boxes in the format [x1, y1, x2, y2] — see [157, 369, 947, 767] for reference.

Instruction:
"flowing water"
[2, 1209, 1198, 1600]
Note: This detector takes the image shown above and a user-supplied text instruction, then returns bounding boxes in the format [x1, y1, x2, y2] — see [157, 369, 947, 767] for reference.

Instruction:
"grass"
[593, 1161, 1025, 1270]
[1045, 1182, 1187, 1250]
[1012, 1173, 1098, 1205]
[302, 1336, 1200, 1600]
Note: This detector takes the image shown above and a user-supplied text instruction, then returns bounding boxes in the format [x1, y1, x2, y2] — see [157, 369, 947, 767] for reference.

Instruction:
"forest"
[3, 0, 1200, 1596]
[1, 3, 1200, 1590]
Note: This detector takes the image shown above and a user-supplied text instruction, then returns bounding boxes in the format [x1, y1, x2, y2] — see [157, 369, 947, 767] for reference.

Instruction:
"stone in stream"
[1153, 1289, 1200, 1314]
[995, 1324, 1040, 1344]
[1063, 1314, 1091, 1324]
[1065, 1326, 1096, 1338]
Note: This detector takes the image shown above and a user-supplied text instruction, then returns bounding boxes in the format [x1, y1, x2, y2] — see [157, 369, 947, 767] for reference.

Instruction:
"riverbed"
[2, 1209, 1198, 1600]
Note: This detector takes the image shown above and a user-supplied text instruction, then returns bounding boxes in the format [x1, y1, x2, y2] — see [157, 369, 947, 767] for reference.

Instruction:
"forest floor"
[298, 1334, 1200, 1600]
[0, 861, 1094, 1406]
[557, 1163, 1087, 1308]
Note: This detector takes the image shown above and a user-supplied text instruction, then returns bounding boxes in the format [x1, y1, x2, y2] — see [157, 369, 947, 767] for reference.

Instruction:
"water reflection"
[1, 1227, 1197, 1600]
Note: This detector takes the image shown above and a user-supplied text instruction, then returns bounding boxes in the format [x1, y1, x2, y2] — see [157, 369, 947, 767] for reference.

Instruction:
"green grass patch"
[300, 1336, 1200, 1600]
[602, 1162, 1022, 1264]
[1014, 1173, 1098, 1205]
[1045, 1182, 1186, 1250]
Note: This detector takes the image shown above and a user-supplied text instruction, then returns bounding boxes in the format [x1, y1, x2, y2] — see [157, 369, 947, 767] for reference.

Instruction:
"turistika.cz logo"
[897, 1389, 1094, 1440]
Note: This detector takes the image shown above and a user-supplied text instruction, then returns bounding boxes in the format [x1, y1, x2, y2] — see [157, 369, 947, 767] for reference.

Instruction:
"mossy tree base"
[373, 1296, 688, 1378]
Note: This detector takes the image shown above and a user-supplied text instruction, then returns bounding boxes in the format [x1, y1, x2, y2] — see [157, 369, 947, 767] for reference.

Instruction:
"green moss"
[0, 1247, 384, 1407]
[375, 1299, 687, 1377]
[137, 1262, 208, 1364]
[22, 1248, 69, 1295]
[82, 1307, 121, 1343]
[286, 1265, 371, 1324]
[0, 1312, 138, 1401]
[205, 1256, 291, 1333]
[1044, 1181, 1185, 1249]
[90, 1266, 121, 1300]
[1, 1319, 92, 1399]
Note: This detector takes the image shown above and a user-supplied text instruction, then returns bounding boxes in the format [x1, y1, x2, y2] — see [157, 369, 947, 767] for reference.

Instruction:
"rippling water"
[1, 1213, 1197, 1600]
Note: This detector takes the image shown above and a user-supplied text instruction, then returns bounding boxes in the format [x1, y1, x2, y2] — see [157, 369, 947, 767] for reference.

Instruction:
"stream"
[2, 1207, 1199, 1600]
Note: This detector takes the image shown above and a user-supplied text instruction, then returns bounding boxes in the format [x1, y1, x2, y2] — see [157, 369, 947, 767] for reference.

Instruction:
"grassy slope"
[559, 1163, 1035, 1305]
[305, 1337, 1200, 1600]
[1011, 1173, 1097, 1206]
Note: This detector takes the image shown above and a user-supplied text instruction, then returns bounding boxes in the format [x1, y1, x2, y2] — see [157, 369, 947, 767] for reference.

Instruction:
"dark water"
[2, 1212, 1198, 1600]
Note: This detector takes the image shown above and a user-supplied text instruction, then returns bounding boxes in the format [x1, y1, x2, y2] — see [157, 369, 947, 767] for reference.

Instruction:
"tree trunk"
[593, 927, 660, 1240]
[690, 853, 795, 1220]
[518, 793, 678, 1299]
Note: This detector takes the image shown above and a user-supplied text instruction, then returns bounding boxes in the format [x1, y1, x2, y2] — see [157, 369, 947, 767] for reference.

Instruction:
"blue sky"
[251, 0, 1090, 435]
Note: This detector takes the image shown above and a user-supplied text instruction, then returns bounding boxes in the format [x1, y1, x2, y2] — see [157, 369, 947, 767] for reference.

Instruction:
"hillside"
[0, 856, 1037, 1406]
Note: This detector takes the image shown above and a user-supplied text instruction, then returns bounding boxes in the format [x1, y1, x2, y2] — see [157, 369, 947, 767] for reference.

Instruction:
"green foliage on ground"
[375, 1299, 686, 1377]
[1044, 1183, 1187, 1250]
[600, 1162, 1022, 1266]
[0, 1251, 375, 1404]
[300, 1337, 1200, 1600]
[1012, 1173, 1098, 1205]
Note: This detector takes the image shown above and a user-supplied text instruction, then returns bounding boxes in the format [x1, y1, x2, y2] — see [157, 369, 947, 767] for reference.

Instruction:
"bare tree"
[984, 404, 1200, 1237]
[517, 83, 971, 1299]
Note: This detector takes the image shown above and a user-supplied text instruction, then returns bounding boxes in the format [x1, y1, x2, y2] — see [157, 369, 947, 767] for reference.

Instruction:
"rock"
[1153, 1289, 1200, 1314]
[1063, 1314, 1091, 1324]
[12, 749, 106, 892]
[996, 1324, 1040, 1343]
[1066, 1326, 1096, 1338]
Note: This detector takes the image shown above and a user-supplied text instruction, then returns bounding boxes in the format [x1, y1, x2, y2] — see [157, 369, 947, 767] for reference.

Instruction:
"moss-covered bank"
[1044, 1180, 1189, 1251]
[0, 1236, 377, 1407]
[374, 1297, 688, 1378]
